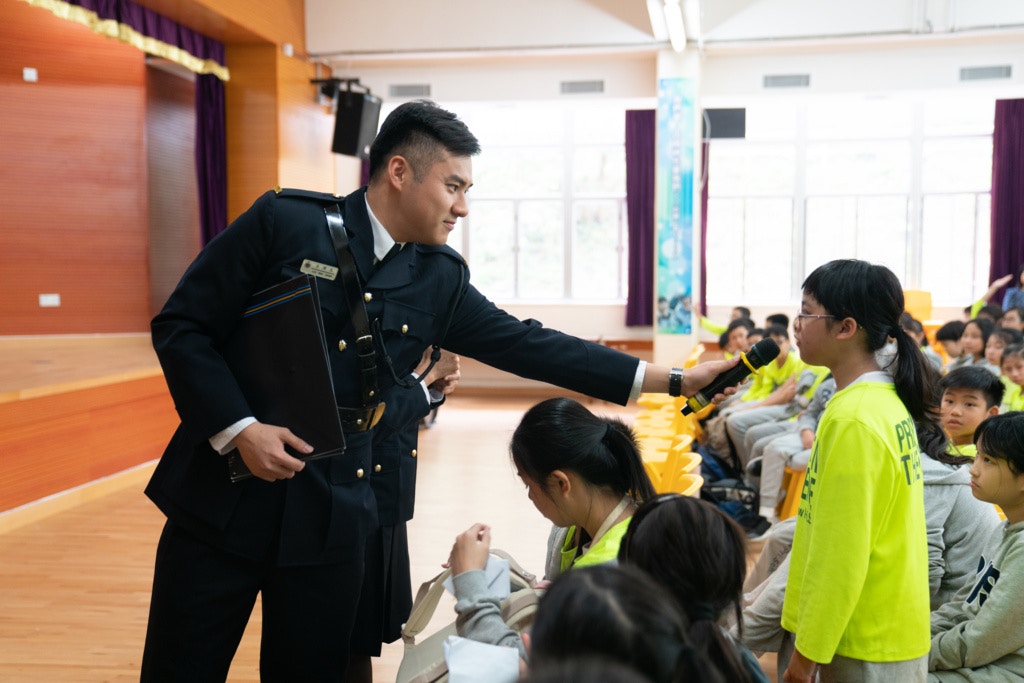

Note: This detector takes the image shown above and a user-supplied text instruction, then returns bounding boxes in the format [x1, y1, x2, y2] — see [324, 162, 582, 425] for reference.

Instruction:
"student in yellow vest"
[781, 260, 932, 683]
[1000, 344, 1024, 412]
[446, 397, 654, 659]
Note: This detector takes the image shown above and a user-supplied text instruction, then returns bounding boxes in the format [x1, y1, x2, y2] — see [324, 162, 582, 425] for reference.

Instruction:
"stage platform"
[0, 335, 178, 522]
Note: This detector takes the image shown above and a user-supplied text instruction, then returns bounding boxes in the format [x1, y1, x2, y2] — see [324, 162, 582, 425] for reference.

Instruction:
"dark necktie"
[375, 243, 401, 271]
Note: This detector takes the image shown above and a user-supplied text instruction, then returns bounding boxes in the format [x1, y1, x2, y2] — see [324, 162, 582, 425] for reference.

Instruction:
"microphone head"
[746, 337, 781, 369]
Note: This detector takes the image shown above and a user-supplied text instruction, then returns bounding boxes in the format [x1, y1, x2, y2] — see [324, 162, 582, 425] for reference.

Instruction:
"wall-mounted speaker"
[332, 91, 382, 159]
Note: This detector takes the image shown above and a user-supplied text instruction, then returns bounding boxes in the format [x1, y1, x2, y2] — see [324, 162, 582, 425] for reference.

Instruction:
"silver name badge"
[300, 259, 339, 281]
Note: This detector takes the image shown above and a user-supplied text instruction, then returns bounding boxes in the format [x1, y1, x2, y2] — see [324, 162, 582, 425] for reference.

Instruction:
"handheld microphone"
[680, 337, 781, 415]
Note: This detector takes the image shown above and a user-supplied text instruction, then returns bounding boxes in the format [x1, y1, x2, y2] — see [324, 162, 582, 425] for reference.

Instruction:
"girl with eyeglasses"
[781, 259, 937, 682]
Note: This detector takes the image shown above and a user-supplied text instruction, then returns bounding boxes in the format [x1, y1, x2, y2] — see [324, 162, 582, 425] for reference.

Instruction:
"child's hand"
[447, 523, 492, 576]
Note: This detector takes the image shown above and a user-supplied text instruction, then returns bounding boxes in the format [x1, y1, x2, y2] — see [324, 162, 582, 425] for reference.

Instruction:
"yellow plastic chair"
[659, 450, 702, 495]
[776, 465, 807, 521]
[675, 473, 704, 497]
[903, 289, 933, 322]
[683, 343, 706, 369]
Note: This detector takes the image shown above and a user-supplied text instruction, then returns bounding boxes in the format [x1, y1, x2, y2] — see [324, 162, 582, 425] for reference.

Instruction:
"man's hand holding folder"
[222, 275, 346, 482]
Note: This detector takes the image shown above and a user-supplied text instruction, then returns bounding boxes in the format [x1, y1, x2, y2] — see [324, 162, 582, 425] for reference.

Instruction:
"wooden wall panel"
[0, 375, 179, 513]
[278, 55, 336, 193]
[0, 1, 150, 334]
[225, 44, 281, 221]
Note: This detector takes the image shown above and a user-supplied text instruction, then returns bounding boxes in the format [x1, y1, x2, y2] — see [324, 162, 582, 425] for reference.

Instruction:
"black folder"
[223, 274, 345, 482]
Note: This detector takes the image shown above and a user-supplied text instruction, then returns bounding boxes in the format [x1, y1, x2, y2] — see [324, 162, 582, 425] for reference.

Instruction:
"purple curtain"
[699, 141, 710, 319]
[197, 75, 227, 244]
[58, 0, 229, 244]
[990, 99, 1024, 301]
[65, 0, 227, 69]
[625, 110, 656, 326]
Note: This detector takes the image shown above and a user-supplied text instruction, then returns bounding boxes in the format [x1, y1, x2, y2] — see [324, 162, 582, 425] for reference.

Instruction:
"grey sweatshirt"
[921, 456, 1003, 609]
[929, 520, 1024, 681]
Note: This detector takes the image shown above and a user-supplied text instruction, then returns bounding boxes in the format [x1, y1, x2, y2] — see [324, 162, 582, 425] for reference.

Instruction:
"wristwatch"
[667, 367, 684, 397]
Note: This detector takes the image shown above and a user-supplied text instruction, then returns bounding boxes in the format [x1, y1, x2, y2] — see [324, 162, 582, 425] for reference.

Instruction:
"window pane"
[741, 198, 793, 303]
[572, 106, 625, 145]
[572, 200, 623, 299]
[856, 196, 909, 282]
[466, 200, 516, 298]
[923, 97, 995, 136]
[709, 142, 796, 196]
[467, 103, 563, 146]
[474, 147, 563, 198]
[706, 198, 792, 304]
[921, 194, 985, 304]
[806, 141, 911, 194]
[806, 98, 914, 139]
[922, 138, 993, 193]
[743, 101, 799, 141]
[805, 197, 858, 272]
[518, 201, 565, 299]
[573, 146, 625, 196]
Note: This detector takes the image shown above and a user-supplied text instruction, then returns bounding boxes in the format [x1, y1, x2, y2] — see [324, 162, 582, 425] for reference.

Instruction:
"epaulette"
[273, 186, 345, 202]
[418, 243, 468, 266]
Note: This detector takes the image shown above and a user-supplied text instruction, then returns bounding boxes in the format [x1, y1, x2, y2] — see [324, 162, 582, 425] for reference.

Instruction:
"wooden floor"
[0, 393, 777, 682]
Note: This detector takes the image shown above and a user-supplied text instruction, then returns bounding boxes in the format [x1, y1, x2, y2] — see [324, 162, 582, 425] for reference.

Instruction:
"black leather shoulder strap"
[325, 204, 381, 409]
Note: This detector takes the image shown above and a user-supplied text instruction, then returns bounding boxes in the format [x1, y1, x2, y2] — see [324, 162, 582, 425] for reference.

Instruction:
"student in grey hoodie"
[929, 413, 1024, 681]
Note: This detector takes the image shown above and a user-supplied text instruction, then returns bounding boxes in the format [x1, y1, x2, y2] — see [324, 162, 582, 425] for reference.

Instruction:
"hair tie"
[603, 422, 615, 441]
[689, 601, 716, 622]
[890, 325, 902, 338]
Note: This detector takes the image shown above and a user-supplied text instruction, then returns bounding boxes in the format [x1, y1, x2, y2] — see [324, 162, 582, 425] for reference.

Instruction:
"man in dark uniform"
[141, 99, 736, 681]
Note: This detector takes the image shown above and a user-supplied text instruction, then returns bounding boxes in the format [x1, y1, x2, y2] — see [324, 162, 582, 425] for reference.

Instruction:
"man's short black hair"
[939, 366, 1005, 408]
[368, 100, 481, 181]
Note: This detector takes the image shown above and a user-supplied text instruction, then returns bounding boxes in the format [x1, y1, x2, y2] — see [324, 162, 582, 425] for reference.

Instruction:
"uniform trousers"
[141, 520, 364, 682]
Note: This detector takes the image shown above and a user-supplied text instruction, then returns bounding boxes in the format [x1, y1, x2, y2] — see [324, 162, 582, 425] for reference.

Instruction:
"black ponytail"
[803, 260, 942, 433]
[510, 397, 654, 502]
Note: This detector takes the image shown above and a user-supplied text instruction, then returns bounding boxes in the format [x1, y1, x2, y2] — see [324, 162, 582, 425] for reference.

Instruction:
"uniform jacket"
[146, 187, 640, 565]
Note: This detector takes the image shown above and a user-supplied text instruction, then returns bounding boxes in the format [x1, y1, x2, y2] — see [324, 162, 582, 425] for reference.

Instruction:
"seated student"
[619, 494, 770, 683]
[982, 327, 1023, 378]
[999, 306, 1024, 333]
[949, 318, 995, 372]
[724, 327, 827, 466]
[765, 313, 790, 331]
[977, 304, 1004, 324]
[932, 368, 1005, 607]
[746, 374, 836, 520]
[701, 305, 751, 338]
[748, 327, 765, 348]
[1002, 263, 1024, 311]
[1000, 344, 1024, 413]
[928, 412, 1024, 681]
[740, 414, 1001, 679]
[720, 318, 754, 359]
[934, 320, 967, 371]
[447, 397, 654, 656]
[902, 313, 944, 373]
[525, 564, 725, 683]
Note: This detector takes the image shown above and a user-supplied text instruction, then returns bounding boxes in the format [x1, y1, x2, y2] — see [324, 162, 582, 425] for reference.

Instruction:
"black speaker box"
[332, 92, 382, 158]
[702, 108, 746, 139]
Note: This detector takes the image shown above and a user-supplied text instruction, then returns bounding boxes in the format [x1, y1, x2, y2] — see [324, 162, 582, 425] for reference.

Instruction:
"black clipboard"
[222, 274, 345, 482]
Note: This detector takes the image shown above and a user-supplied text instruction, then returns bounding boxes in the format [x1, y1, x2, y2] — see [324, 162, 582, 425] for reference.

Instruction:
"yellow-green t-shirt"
[781, 374, 930, 664]
[745, 351, 805, 402]
[947, 442, 977, 458]
[559, 517, 631, 573]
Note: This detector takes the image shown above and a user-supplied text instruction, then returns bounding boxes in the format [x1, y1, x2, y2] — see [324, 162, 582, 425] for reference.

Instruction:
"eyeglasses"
[794, 312, 837, 325]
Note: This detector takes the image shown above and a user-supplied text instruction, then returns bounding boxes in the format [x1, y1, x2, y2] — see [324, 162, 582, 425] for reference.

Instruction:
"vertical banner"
[655, 77, 695, 335]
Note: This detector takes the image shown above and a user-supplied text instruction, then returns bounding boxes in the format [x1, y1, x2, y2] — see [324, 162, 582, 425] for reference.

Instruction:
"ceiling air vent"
[388, 83, 432, 98]
[763, 74, 810, 89]
[560, 80, 605, 95]
[960, 65, 1011, 81]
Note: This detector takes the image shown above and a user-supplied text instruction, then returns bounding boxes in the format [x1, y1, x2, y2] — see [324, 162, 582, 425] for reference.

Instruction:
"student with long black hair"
[781, 259, 934, 682]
